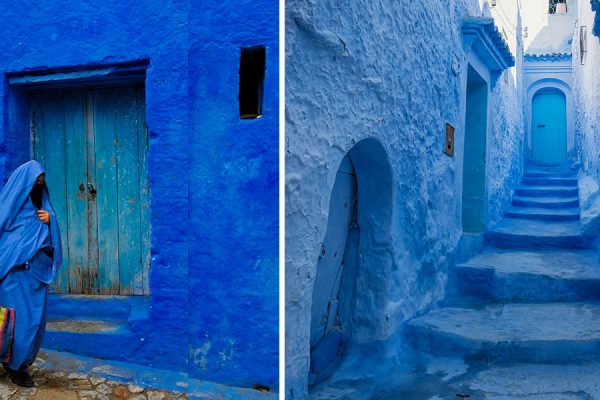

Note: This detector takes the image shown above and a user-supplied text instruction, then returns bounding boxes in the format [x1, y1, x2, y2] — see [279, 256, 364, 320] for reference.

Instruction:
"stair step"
[407, 303, 600, 364]
[515, 185, 579, 197]
[505, 206, 579, 221]
[47, 318, 126, 333]
[44, 295, 149, 361]
[47, 294, 145, 320]
[525, 164, 576, 171]
[524, 170, 578, 179]
[512, 196, 579, 209]
[44, 317, 140, 359]
[522, 177, 578, 187]
[485, 219, 590, 249]
[449, 249, 600, 302]
[527, 160, 572, 166]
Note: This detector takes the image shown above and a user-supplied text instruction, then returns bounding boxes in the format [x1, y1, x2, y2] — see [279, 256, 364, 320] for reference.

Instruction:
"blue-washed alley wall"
[573, 1, 600, 178]
[285, 0, 525, 398]
[188, 0, 279, 390]
[0, 0, 278, 392]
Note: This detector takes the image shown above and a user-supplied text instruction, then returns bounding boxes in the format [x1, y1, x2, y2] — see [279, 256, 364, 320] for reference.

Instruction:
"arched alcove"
[531, 87, 567, 162]
[309, 138, 393, 387]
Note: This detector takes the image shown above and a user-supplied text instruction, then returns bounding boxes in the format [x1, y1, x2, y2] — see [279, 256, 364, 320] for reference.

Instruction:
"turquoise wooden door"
[32, 87, 150, 295]
[532, 92, 567, 163]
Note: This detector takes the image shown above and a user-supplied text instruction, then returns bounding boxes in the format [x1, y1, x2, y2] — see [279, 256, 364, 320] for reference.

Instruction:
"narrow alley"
[285, 0, 600, 398]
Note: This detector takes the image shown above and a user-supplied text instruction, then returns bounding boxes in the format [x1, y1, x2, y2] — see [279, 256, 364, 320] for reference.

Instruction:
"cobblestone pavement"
[0, 362, 188, 400]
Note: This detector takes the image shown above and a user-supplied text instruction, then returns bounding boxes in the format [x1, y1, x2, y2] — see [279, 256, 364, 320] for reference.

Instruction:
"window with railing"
[549, 0, 567, 15]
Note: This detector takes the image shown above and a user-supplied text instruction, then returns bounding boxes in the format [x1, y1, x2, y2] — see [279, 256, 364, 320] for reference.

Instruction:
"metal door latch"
[88, 182, 97, 199]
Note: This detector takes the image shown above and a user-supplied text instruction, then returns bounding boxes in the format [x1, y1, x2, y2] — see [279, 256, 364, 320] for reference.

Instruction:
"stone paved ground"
[0, 362, 188, 400]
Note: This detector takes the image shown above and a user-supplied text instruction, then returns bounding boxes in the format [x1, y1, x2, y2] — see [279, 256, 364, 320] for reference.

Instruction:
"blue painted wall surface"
[285, 1, 525, 398]
[0, 0, 278, 391]
[573, 2, 600, 181]
[188, 0, 279, 389]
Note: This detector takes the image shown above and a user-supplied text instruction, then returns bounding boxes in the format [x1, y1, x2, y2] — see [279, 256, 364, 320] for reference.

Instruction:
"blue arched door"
[309, 154, 358, 386]
[531, 90, 567, 163]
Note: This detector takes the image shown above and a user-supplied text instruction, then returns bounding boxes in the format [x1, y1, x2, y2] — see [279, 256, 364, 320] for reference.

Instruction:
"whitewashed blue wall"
[573, 2, 600, 177]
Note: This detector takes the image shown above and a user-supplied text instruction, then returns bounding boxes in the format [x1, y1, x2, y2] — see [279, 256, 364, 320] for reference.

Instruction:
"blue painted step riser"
[526, 159, 573, 167]
[44, 330, 140, 360]
[47, 295, 141, 320]
[407, 325, 600, 364]
[525, 172, 578, 178]
[448, 267, 600, 303]
[515, 188, 578, 197]
[522, 177, 578, 187]
[485, 232, 591, 249]
[504, 211, 579, 222]
[512, 198, 579, 209]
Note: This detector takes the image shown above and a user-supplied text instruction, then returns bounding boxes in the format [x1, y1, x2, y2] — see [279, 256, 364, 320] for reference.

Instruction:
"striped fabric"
[0, 306, 15, 363]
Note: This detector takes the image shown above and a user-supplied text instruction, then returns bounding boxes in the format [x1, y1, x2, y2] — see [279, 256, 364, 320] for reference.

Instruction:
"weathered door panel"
[309, 155, 358, 384]
[310, 155, 357, 347]
[136, 90, 150, 295]
[93, 89, 120, 294]
[64, 91, 92, 293]
[113, 87, 144, 295]
[32, 92, 71, 293]
[85, 92, 100, 294]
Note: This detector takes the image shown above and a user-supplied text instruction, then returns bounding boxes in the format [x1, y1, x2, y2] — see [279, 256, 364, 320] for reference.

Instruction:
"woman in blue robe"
[0, 160, 62, 387]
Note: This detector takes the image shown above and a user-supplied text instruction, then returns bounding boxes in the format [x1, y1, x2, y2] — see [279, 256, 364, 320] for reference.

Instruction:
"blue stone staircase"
[43, 294, 148, 361]
[406, 161, 600, 367]
[485, 162, 590, 249]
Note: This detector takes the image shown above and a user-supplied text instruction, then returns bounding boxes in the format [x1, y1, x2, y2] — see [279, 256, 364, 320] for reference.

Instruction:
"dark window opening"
[239, 46, 266, 119]
[549, 0, 567, 14]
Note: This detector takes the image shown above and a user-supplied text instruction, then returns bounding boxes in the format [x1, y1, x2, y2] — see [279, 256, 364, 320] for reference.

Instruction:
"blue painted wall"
[573, 2, 600, 183]
[0, 0, 278, 391]
[188, 0, 279, 389]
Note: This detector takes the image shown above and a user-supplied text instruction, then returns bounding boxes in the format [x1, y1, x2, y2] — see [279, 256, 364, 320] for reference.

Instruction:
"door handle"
[88, 182, 97, 200]
[537, 124, 546, 128]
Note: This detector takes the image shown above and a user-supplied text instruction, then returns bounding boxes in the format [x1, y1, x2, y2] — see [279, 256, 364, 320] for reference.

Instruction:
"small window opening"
[549, 0, 567, 14]
[239, 46, 266, 119]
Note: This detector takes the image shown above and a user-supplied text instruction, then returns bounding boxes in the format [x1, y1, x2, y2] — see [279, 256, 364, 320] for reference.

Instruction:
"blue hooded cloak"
[0, 160, 62, 283]
[0, 160, 62, 372]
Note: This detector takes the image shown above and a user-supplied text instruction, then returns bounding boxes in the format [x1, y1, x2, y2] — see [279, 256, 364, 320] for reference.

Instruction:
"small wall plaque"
[445, 123, 455, 157]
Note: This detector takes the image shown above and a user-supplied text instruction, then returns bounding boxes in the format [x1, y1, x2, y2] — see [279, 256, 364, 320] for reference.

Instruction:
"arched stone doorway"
[309, 138, 393, 387]
[531, 87, 567, 163]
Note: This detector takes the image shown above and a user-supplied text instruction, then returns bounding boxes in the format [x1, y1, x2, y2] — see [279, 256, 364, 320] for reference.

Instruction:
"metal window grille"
[549, 0, 567, 14]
